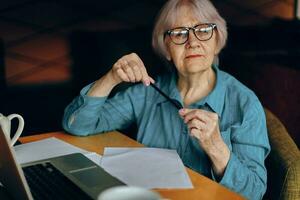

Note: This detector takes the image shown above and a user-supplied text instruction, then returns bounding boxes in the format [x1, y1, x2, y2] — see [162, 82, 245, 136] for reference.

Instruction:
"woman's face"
[165, 5, 218, 76]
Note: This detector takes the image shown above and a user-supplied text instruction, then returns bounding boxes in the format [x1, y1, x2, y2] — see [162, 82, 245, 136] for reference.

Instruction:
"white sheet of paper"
[101, 147, 193, 189]
[84, 152, 102, 165]
[14, 137, 102, 165]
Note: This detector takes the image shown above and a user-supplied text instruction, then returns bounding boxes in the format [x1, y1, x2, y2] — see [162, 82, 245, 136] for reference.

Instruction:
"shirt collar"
[196, 65, 226, 116]
[155, 65, 226, 116]
[153, 71, 182, 108]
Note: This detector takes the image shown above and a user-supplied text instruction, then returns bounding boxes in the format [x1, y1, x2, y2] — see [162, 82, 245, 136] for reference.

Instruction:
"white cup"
[98, 186, 161, 200]
[0, 113, 24, 146]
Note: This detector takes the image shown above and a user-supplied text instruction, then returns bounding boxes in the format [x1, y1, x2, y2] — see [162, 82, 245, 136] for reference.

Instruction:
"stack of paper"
[101, 147, 193, 189]
[14, 137, 102, 165]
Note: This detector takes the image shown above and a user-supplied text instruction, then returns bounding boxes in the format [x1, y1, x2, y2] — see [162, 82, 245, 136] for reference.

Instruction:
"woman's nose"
[186, 30, 200, 48]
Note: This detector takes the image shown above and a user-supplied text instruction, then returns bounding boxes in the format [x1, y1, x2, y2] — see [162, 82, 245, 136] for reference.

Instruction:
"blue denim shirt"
[63, 66, 270, 200]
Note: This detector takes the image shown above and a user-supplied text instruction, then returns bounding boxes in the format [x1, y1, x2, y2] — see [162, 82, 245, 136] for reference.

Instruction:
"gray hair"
[152, 0, 227, 65]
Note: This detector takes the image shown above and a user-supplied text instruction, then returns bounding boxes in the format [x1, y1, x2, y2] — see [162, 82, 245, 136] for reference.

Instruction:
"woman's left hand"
[179, 108, 230, 176]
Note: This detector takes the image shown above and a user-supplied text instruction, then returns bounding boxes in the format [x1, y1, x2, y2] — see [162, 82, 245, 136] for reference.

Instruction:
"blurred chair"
[264, 108, 300, 200]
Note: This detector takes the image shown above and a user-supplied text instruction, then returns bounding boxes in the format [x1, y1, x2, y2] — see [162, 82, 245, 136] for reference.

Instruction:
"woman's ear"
[214, 46, 220, 55]
[166, 53, 171, 61]
[164, 39, 172, 61]
[214, 32, 223, 55]
[165, 47, 172, 61]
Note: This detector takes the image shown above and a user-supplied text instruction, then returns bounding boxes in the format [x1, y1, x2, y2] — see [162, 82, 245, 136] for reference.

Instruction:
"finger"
[122, 60, 136, 82]
[128, 60, 143, 82]
[207, 112, 219, 122]
[139, 64, 151, 86]
[113, 63, 129, 82]
[182, 109, 210, 124]
[179, 108, 192, 117]
[116, 67, 130, 82]
[149, 76, 156, 84]
[131, 53, 153, 86]
[190, 128, 201, 140]
[188, 109, 219, 125]
[187, 118, 206, 130]
[179, 108, 211, 117]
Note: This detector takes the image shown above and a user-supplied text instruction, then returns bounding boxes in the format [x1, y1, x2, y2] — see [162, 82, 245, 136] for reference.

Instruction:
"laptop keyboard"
[23, 162, 92, 200]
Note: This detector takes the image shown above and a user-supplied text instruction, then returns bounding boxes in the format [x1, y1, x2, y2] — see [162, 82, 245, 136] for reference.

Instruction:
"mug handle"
[8, 114, 24, 146]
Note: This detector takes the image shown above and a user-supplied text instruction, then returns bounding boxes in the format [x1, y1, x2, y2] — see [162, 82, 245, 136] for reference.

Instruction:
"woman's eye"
[198, 27, 212, 33]
[172, 30, 187, 37]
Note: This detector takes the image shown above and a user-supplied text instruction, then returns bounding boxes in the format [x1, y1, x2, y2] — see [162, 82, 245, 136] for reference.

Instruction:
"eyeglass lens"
[169, 24, 215, 44]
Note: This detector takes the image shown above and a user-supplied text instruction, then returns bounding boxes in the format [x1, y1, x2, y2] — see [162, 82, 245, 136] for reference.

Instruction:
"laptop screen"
[0, 127, 33, 200]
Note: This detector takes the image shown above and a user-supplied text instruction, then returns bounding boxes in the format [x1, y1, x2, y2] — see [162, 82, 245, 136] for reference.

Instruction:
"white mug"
[0, 113, 24, 146]
[98, 186, 161, 200]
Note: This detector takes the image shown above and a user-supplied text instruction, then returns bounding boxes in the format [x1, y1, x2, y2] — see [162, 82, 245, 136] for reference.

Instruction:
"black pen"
[150, 83, 183, 110]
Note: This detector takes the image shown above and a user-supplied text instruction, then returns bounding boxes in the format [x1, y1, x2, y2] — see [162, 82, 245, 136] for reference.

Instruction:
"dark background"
[0, 0, 299, 147]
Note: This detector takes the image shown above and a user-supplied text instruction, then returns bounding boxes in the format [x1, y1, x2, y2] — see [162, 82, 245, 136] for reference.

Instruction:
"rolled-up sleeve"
[62, 83, 141, 136]
[212, 101, 270, 200]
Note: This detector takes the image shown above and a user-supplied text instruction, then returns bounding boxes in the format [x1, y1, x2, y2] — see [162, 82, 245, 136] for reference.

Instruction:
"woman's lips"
[185, 54, 203, 59]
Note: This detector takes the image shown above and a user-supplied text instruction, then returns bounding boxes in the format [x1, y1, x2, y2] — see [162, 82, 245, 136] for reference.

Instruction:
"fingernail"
[145, 80, 150, 86]
[179, 109, 185, 114]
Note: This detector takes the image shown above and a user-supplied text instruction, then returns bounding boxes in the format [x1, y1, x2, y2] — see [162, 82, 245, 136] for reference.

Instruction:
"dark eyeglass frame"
[164, 23, 217, 45]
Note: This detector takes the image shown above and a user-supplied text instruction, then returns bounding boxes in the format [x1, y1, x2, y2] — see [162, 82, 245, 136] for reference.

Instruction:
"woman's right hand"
[88, 53, 155, 97]
[109, 53, 155, 86]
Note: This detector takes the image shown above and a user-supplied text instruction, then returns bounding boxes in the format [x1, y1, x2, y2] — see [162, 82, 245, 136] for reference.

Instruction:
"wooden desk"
[20, 131, 244, 200]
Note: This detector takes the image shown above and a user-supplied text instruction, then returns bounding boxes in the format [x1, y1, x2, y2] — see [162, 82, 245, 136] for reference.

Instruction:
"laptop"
[0, 127, 125, 200]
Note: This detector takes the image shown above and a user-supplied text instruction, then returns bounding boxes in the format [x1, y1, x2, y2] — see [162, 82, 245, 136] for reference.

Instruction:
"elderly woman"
[63, 0, 270, 199]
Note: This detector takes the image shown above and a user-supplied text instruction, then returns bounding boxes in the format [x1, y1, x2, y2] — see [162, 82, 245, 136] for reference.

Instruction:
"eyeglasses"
[164, 23, 217, 45]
